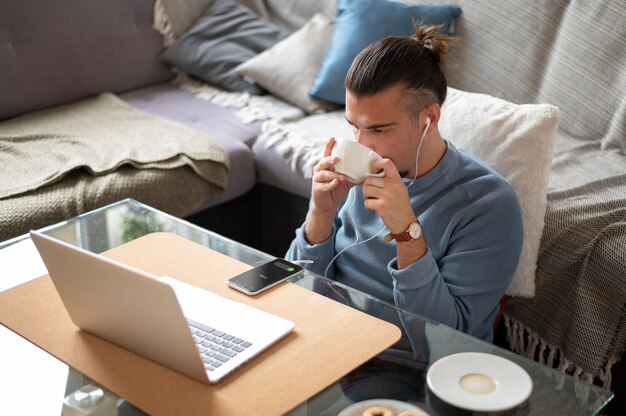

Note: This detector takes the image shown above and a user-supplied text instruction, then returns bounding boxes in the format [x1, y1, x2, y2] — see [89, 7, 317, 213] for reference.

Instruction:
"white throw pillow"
[440, 87, 559, 298]
[235, 13, 336, 114]
[260, 87, 559, 297]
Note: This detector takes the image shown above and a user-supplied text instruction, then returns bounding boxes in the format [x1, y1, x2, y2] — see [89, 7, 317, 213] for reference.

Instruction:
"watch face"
[408, 222, 422, 239]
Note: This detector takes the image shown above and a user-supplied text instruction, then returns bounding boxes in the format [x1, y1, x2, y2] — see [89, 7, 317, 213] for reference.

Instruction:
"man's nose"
[355, 131, 375, 151]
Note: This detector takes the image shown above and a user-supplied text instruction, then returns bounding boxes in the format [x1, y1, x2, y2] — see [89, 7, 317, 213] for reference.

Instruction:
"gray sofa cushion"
[239, 0, 336, 32]
[119, 83, 260, 210]
[443, 0, 566, 104]
[159, 0, 289, 94]
[252, 139, 312, 199]
[119, 84, 261, 147]
[0, 0, 172, 121]
[441, 0, 625, 153]
[536, 1, 626, 153]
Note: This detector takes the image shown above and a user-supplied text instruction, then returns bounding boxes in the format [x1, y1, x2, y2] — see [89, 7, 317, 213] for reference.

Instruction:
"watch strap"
[384, 230, 411, 242]
[384, 221, 420, 243]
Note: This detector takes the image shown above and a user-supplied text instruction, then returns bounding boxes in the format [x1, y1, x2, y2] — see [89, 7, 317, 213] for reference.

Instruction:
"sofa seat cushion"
[120, 83, 260, 210]
[253, 111, 353, 198]
[252, 140, 313, 199]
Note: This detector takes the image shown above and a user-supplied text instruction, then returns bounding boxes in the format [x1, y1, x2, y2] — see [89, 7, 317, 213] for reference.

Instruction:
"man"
[286, 24, 523, 342]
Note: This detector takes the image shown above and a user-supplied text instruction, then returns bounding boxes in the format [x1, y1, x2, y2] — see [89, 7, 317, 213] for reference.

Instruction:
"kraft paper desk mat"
[0, 232, 401, 416]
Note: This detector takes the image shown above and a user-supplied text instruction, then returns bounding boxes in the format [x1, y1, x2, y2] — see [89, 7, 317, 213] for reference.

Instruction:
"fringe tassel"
[526, 333, 540, 359]
[581, 372, 594, 385]
[504, 315, 524, 354]
[258, 120, 326, 177]
[503, 314, 618, 390]
[573, 366, 583, 378]
[174, 75, 331, 179]
[537, 341, 547, 366]
[175, 74, 305, 124]
[557, 357, 572, 373]
[546, 346, 556, 368]
[599, 355, 618, 389]
[176, 75, 252, 108]
[503, 315, 513, 346]
[574, 374, 590, 404]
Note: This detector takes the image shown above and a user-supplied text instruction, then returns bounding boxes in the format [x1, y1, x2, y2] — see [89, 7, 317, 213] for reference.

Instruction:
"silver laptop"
[30, 230, 295, 384]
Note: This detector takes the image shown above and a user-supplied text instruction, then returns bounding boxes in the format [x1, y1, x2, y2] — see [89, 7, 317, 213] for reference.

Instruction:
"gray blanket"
[504, 137, 626, 389]
[0, 93, 229, 199]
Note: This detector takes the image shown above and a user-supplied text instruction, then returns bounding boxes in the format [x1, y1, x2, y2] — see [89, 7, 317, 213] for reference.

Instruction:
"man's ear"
[423, 102, 441, 131]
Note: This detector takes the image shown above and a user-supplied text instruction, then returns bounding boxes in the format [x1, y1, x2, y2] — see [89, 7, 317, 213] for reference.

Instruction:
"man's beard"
[380, 155, 415, 179]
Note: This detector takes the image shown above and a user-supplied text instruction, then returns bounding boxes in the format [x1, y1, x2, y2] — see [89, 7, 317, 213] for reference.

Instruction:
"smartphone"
[226, 259, 304, 295]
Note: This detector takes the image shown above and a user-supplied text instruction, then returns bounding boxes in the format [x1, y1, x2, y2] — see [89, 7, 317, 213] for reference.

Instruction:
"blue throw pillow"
[309, 0, 461, 105]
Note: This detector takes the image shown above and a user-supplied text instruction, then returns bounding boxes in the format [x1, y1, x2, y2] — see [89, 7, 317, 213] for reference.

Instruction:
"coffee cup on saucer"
[331, 139, 385, 184]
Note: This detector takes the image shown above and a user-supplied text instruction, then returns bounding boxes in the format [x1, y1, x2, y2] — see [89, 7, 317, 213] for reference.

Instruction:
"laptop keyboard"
[188, 320, 253, 373]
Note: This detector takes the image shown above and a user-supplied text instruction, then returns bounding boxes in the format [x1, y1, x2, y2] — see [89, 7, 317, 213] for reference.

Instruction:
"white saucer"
[426, 352, 532, 412]
[338, 399, 430, 416]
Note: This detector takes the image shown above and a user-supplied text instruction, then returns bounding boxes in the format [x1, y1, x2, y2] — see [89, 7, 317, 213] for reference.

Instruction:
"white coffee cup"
[331, 139, 385, 184]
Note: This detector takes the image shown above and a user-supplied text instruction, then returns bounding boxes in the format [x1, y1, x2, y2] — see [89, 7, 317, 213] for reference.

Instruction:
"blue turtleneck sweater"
[286, 141, 523, 342]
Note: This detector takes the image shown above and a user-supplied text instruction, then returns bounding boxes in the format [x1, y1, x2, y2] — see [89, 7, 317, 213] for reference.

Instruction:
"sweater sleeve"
[285, 221, 339, 279]
[387, 188, 523, 337]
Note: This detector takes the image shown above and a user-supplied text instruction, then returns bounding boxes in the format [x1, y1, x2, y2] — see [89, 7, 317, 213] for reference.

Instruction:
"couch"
[1, 0, 624, 410]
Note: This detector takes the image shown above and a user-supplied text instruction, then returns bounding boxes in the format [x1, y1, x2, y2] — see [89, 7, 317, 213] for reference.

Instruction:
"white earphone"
[406, 114, 431, 189]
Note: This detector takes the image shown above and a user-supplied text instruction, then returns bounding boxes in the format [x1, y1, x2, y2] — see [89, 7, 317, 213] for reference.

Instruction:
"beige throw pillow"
[440, 88, 560, 297]
[235, 13, 335, 114]
[156, 0, 214, 39]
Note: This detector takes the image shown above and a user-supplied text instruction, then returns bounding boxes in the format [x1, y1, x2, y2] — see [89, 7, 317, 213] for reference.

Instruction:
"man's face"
[345, 83, 423, 178]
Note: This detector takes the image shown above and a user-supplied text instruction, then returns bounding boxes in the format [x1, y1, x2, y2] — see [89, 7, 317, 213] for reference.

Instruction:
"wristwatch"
[384, 221, 422, 243]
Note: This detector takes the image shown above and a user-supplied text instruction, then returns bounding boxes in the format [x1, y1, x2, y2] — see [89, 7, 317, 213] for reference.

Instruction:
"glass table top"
[0, 199, 613, 415]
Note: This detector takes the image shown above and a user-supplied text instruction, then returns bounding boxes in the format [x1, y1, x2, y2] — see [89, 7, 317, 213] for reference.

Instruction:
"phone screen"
[227, 259, 303, 295]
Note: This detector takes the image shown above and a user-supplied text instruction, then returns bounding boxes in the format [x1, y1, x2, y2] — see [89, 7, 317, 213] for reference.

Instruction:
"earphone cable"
[323, 118, 431, 279]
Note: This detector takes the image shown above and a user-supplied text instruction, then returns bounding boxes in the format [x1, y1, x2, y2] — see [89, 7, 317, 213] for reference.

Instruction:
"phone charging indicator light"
[287, 267, 295, 272]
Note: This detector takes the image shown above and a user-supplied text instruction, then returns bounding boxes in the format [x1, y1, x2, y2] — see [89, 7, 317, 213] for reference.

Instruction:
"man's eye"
[371, 128, 384, 134]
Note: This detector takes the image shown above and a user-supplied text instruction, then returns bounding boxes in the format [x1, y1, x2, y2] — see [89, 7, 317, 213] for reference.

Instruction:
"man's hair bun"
[346, 22, 457, 109]
[411, 23, 455, 67]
